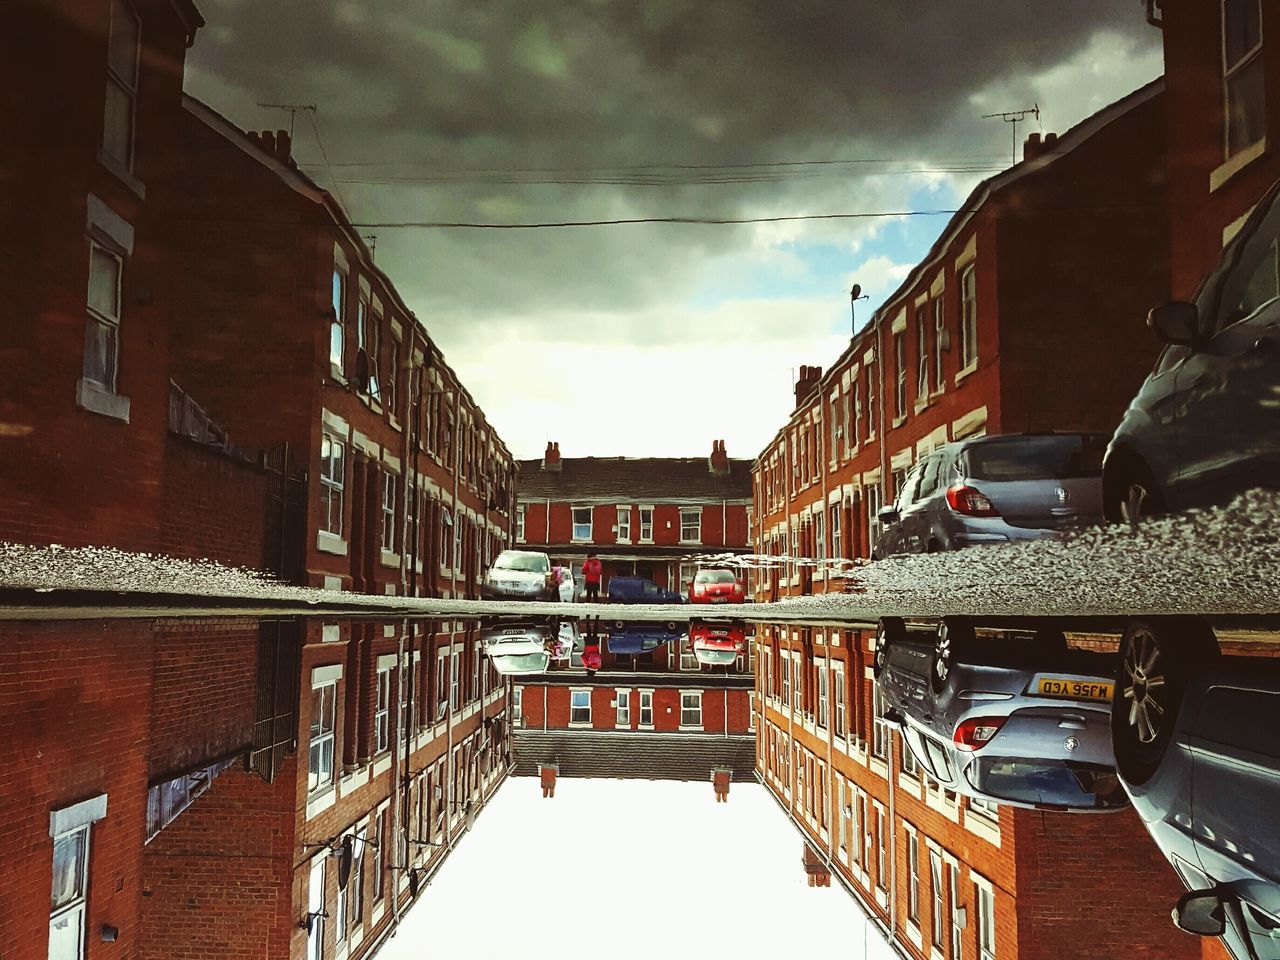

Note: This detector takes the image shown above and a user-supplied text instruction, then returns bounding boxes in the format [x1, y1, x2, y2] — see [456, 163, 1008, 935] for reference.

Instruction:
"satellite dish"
[850, 283, 862, 300]
[336, 836, 354, 890]
[354, 349, 371, 392]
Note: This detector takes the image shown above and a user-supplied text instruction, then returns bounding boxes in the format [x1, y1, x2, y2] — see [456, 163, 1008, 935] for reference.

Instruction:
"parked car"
[1110, 618, 1280, 959]
[554, 567, 577, 603]
[874, 617, 1127, 811]
[490, 651, 551, 676]
[872, 433, 1106, 559]
[480, 618, 556, 657]
[689, 621, 745, 666]
[1104, 179, 1280, 524]
[689, 568, 746, 604]
[606, 576, 684, 604]
[481, 549, 555, 600]
[607, 620, 684, 655]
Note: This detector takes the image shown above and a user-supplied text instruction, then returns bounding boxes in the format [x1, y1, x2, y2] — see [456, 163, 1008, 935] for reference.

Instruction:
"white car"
[481, 620, 555, 657]
[491, 652, 551, 676]
[482, 550, 554, 600]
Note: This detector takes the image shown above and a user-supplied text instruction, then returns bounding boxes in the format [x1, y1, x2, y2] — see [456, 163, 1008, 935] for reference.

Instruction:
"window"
[902, 738, 920, 778]
[931, 851, 945, 947]
[472, 641, 481, 702]
[791, 656, 802, 713]
[435, 650, 448, 720]
[875, 809, 888, 892]
[829, 503, 842, 561]
[864, 363, 876, 437]
[681, 691, 703, 727]
[570, 690, 591, 724]
[816, 665, 829, 728]
[907, 832, 921, 923]
[639, 507, 654, 541]
[572, 506, 592, 541]
[680, 507, 701, 542]
[441, 508, 454, 567]
[680, 641, 698, 671]
[916, 306, 930, 401]
[372, 812, 386, 903]
[386, 337, 399, 414]
[850, 379, 862, 445]
[872, 684, 889, 760]
[375, 666, 391, 754]
[813, 510, 825, 561]
[616, 506, 631, 541]
[102, 0, 139, 169]
[830, 395, 842, 460]
[894, 331, 907, 417]
[514, 504, 525, 542]
[320, 433, 345, 537]
[49, 824, 91, 960]
[949, 863, 964, 960]
[381, 471, 397, 553]
[866, 483, 882, 554]
[368, 306, 383, 401]
[84, 243, 123, 390]
[347, 828, 364, 934]
[933, 297, 946, 390]
[308, 680, 337, 795]
[615, 689, 630, 725]
[854, 793, 867, 868]
[968, 796, 999, 822]
[330, 268, 347, 371]
[306, 857, 325, 960]
[450, 651, 461, 711]
[960, 264, 978, 370]
[1224, 0, 1266, 157]
[976, 881, 995, 959]
[639, 690, 654, 726]
[833, 667, 846, 737]
[781, 654, 791, 707]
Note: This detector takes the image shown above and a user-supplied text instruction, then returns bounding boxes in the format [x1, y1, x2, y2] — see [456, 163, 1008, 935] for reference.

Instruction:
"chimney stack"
[712, 768, 731, 802]
[802, 844, 832, 887]
[794, 365, 823, 411]
[542, 441, 562, 472]
[709, 439, 730, 476]
[275, 128, 294, 167]
[260, 130, 277, 157]
[1022, 131, 1058, 162]
[539, 764, 558, 798]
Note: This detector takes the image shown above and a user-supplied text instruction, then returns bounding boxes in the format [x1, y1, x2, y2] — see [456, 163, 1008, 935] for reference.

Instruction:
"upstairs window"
[639, 690, 654, 726]
[49, 824, 92, 960]
[833, 667, 846, 737]
[572, 506, 592, 541]
[916, 306, 930, 401]
[103, 0, 139, 170]
[516, 504, 526, 542]
[864, 363, 876, 437]
[680, 507, 701, 543]
[894, 332, 907, 418]
[829, 503, 842, 561]
[84, 243, 123, 391]
[616, 506, 631, 541]
[375, 666, 391, 754]
[330, 268, 347, 371]
[1224, 0, 1266, 157]
[381, 471, 397, 553]
[308, 680, 337, 795]
[960, 265, 978, 370]
[368, 306, 383, 402]
[320, 433, 346, 537]
[386, 336, 400, 415]
[680, 692, 703, 727]
[570, 690, 591, 724]
[933, 297, 946, 390]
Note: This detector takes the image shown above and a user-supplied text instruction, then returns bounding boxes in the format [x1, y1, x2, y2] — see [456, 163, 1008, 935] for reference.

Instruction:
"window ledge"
[891, 414, 907, 429]
[913, 399, 930, 415]
[1210, 137, 1267, 193]
[964, 811, 1001, 846]
[372, 753, 393, 777]
[614, 723, 632, 731]
[875, 888, 889, 908]
[380, 550, 400, 567]
[76, 378, 130, 423]
[330, 366, 348, 385]
[317, 531, 349, 556]
[678, 724, 704, 732]
[905, 923, 924, 951]
[97, 149, 146, 199]
[954, 361, 978, 384]
[568, 721, 593, 729]
[306, 786, 338, 820]
[637, 724, 654, 731]
[389, 416, 401, 432]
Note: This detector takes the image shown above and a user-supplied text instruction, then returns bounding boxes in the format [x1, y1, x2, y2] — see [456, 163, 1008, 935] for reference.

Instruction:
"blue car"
[606, 576, 684, 604]
[1111, 618, 1280, 958]
[606, 620, 684, 655]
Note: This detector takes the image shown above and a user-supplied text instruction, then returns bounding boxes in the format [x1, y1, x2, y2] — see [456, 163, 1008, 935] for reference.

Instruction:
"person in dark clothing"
[581, 553, 603, 601]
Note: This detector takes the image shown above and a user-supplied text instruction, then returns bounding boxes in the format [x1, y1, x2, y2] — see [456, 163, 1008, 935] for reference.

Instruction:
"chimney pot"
[1043, 132, 1059, 150]
[542, 441, 562, 472]
[1022, 132, 1042, 162]
[260, 130, 276, 156]
[275, 128, 293, 165]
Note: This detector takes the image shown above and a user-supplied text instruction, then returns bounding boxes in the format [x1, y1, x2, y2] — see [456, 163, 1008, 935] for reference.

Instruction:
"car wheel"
[926, 539, 941, 554]
[613, 620, 626, 632]
[873, 617, 905, 679]
[665, 620, 679, 633]
[1111, 618, 1218, 786]
[930, 618, 975, 694]
[1105, 457, 1165, 527]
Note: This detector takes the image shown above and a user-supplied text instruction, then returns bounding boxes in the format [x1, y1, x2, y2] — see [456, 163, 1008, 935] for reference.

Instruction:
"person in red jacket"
[582, 617, 602, 676]
[581, 553, 603, 601]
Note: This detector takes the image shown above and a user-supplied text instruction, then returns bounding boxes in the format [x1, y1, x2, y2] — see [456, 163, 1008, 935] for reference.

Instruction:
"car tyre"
[873, 617, 905, 679]
[1111, 617, 1218, 786]
[1104, 456, 1165, 527]
[930, 618, 975, 694]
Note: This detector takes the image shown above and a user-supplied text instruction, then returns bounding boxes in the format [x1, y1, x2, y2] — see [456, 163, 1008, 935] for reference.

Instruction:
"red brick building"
[1154, 0, 1280, 299]
[517, 440, 752, 597]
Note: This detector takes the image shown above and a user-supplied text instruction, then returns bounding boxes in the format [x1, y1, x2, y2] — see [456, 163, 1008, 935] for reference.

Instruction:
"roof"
[516, 457, 754, 503]
[755, 78, 1166, 459]
[513, 730, 757, 782]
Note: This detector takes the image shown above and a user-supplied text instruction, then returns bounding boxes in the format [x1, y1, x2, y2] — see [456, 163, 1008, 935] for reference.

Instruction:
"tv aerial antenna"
[982, 104, 1041, 166]
[256, 102, 316, 138]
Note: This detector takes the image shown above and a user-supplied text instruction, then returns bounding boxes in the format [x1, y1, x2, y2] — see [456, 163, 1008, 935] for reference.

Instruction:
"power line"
[345, 209, 963, 229]
[307, 154, 1009, 172]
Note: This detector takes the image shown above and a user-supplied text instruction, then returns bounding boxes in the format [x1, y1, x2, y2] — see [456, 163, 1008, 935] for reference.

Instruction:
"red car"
[688, 568, 745, 604]
[689, 623, 746, 666]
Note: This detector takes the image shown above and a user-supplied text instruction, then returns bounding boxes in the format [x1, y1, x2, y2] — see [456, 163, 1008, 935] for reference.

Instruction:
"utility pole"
[982, 104, 1041, 165]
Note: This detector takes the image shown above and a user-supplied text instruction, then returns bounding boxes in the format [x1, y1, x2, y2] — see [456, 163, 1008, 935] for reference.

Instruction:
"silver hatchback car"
[873, 433, 1107, 558]
[874, 617, 1128, 811]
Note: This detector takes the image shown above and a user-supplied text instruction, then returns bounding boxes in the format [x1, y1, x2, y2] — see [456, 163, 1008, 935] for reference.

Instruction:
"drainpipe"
[390, 620, 407, 933]
[875, 310, 888, 549]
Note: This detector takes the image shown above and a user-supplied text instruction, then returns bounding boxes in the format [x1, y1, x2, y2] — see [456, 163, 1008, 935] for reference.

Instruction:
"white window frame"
[959, 264, 978, 371]
[875, 806, 889, 894]
[680, 690, 703, 729]
[84, 241, 123, 392]
[306, 856, 326, 960]
[515, 504, 526, 542]
[638, 506, 654, 542]
[320, 433, 346, 537]
[375, 665, 391, 754]
[450, 651, 461, 711]
[381, 470, 397, 553]
[571, 506, 593, 542]
[814, 510, 826, 562]
[872, 683, 890, 760]
[308, 678, 337, 796]
[816, 664, 829, 729]
[933, 297, 946, 391]
[570, 688, 592, 725]
[829, 503, 842, 561]
[907, 829, 921, 925]
[330, 266, 347, 371]
[638, 689, 654, 727]
[615, 688, 631, 726]
[833, 666, 846, 738]
[616, 506, 631, 542]
[679, 507, 702, 543]
[976, 876, 996, 960]
[512, 685, 523, 724]
[1223, 0, 1266, 158]
[894, 331, 907, 417]
[950, 863, 964, 960]
[102, 0, 140, 170]
[916, 306, 930, 401]
[48, 822, 92, 960]
[931, 849, 946, 947]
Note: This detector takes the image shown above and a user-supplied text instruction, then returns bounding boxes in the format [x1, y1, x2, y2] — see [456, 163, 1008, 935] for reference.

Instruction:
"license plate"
[1036, 677, 1112, 701]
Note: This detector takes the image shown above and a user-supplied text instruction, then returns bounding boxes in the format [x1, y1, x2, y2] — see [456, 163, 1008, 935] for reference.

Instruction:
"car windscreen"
[696, 650, 738, 665]
[695, 570, 737, 584]
[492, 653, 548, 673]
[964, 757, 1127, 809]
[962, 435, 1105, 482]
[494, 552, 548, 572]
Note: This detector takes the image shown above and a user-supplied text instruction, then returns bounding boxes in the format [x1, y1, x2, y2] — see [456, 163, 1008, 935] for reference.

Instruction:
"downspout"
[875, 310, 888, 552]
[390, 621, 407, 934]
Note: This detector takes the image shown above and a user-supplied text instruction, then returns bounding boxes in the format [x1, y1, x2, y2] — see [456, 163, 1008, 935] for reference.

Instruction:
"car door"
[1187, 669, 1280, 888]
[1174, 190, 1280, 510]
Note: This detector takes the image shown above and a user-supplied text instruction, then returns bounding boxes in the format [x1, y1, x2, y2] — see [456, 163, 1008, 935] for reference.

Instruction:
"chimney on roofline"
[709, 439, 730, 476]
[542, 441, 562, 472]
[249, 128, 296, 168]
[802, 844, 832, 887]
[794, 365, 823, 412]
[1022, 131, 1058, 162]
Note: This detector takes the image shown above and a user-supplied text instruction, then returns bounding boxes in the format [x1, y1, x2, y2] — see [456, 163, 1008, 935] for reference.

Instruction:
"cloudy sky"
[184, 2, 1163, 460]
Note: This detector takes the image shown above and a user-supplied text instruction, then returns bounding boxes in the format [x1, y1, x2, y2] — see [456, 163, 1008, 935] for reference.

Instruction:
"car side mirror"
[1172, 889, 1227, 937]
[1148, 301, 1201, 348]
[878, 506, 901, 524]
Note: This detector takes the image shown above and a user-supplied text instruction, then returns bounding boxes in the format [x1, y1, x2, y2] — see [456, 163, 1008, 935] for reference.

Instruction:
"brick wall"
[159, 439, 273, 570]
[521, 684, 752, 734]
